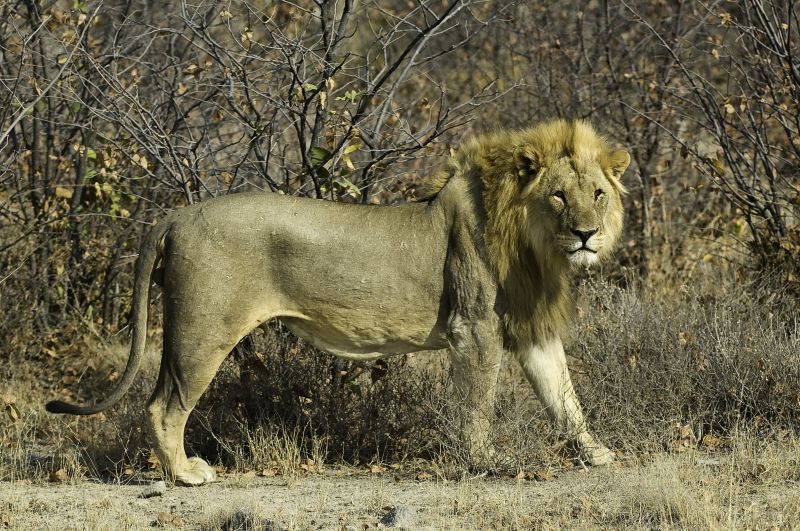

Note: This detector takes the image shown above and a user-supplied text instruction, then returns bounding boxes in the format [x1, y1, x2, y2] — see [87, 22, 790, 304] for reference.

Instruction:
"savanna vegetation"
[1, 0, 799, 528]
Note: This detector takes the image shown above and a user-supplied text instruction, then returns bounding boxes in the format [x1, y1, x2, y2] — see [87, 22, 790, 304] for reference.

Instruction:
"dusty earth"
[1, 454, 797, 530]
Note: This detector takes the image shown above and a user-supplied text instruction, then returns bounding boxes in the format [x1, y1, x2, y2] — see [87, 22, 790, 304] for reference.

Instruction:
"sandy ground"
[2, 455, 798, 530]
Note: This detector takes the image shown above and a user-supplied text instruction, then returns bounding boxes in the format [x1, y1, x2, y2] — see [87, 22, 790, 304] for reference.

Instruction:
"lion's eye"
[594, 189, 605, 201]
[553, 190, 566, 202]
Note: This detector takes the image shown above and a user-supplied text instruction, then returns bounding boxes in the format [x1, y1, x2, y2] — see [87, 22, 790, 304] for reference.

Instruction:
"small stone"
[139, 480, 166, 499]
[380, 505, 417, 528]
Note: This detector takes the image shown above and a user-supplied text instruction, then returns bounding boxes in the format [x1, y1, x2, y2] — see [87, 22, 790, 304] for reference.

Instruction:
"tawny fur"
[46, 119, 630, 484]
[423, 119, 628, 348]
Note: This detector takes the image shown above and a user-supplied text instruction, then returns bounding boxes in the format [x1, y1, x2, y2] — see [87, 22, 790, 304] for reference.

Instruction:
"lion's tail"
[45, 220, 170, 416]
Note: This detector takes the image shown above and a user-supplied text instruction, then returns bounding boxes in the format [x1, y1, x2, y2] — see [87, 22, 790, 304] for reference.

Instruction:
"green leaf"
[335, 176, 361, 197]
[308, 146, 332, 168]
[335, 90, 360, 104]
[343, 143, 361, 155]
[302, 82, 318, 92]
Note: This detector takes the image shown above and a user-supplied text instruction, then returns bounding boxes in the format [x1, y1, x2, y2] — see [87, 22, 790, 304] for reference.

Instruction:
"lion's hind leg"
[147, 316, 255, 486]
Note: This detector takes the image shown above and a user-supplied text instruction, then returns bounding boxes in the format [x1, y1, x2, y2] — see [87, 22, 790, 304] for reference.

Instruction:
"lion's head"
[513, 123, 630, 268]
[425, 119, 630, 346]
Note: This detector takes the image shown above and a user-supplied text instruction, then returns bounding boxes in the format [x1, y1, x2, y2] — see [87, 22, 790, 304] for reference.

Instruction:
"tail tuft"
[45, 400, 74, 414]
[45, 400, 99, 415]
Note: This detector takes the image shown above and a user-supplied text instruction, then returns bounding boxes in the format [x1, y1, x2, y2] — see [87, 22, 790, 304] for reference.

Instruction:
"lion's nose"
[571, 228, 598, 244]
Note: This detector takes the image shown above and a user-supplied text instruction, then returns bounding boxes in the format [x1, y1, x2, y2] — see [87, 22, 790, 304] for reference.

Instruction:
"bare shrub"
[623, 0, 800, 288]
[572, 277, 800, 454]
[0, 0, 511, 355]
[2, 0, 799, 487]
[184, 323, 448, 469]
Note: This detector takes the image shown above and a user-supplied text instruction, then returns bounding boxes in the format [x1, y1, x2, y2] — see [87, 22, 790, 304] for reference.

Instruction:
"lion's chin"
[567, 249, 599, 267]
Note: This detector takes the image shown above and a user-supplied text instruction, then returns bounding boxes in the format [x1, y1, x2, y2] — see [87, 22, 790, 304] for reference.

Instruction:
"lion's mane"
[423, 120, 627, 348]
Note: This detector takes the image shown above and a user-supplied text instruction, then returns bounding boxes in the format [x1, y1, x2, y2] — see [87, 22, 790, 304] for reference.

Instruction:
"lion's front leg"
[448, 316, 503, 469]
[515, 337, 614, 466]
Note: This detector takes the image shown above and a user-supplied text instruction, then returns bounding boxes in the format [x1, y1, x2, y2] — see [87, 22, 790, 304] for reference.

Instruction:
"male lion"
[47, 119, 630, 486]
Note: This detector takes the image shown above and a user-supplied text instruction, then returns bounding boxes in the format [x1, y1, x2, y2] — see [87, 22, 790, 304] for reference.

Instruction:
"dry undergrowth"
[1, 277, 799, 527]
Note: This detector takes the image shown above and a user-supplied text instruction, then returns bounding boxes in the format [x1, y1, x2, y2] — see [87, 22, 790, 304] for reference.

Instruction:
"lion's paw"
[580, 444, 615, 467]
[175, 457, 216, 486]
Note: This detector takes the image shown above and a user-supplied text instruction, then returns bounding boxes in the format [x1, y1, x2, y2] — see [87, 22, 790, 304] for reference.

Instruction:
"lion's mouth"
[568, 246, 597, 255]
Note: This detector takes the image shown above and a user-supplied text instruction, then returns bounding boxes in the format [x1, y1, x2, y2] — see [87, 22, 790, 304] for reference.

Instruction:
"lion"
[46, 119, 630, 486]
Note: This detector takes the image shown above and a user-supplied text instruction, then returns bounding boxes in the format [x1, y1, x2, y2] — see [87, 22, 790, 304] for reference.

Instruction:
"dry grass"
[572, 275, 800, 454]
[2, 435, 799, 529]
[2, 274, 799, 528]
[4, 277, 799, 478]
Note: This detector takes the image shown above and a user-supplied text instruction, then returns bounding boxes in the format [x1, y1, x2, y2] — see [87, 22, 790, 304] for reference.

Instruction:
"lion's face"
[524, 156, 627, 267]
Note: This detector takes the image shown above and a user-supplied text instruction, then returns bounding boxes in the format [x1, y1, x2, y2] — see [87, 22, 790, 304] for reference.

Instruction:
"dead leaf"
[49, 469, 67, 483]
[55, 186, 73, 199]
[533, 469, 555, 482]
[678, 331, 693, 346]
[147, 449, 161, 469]
[415, 472, 432, 481]
[299, 458, 316, 473]
[156, 511, 183, 527]
[181, 64, 200, 76]
[671, 424, 696, 452]
[369, 464, 387, 474]
[4, 404, 20, 423]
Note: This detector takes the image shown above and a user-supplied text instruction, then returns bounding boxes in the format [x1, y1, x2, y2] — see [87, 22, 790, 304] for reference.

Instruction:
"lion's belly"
[280, 312, 448, 359]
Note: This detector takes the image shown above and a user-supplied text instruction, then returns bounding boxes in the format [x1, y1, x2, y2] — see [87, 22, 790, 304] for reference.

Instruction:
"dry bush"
[608, 456, 726, 529]
[572, 276, 800, 455]
[3, 1, 799, 485]
[184, 323, 449, 469]
[167, 273, 800, 476]
[5, 270, 796, 482]
[0, 0, 511, 358]
[0, 340, 159, 483]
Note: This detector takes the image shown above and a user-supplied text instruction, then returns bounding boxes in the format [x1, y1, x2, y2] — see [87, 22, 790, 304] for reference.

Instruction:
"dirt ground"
[2, 453, 798, 530]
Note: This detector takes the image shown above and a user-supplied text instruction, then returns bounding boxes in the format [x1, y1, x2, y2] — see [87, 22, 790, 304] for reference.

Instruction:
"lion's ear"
[606, 149, 631, 180]
[514, 147, 541, 181]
